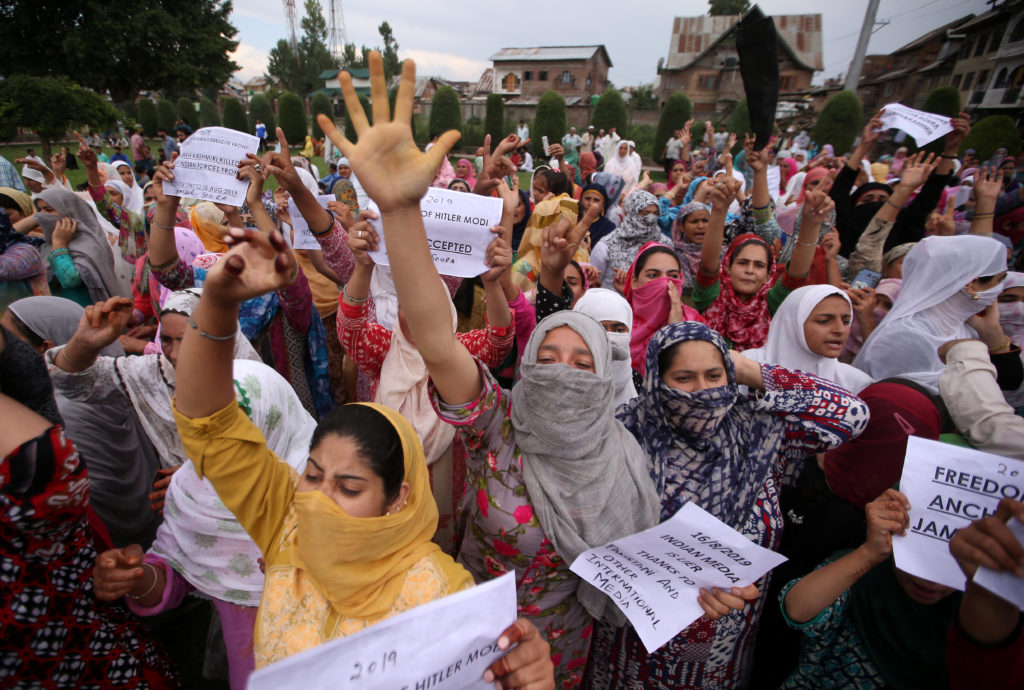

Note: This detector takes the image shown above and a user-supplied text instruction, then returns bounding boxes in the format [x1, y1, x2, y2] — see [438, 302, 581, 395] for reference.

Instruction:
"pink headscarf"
[840, 278, 903, 361]
[796, 167, 831, 206]
[780, 157, 798, 195]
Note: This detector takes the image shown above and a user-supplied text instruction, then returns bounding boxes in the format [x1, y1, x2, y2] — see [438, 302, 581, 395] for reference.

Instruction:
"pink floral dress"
[431, 361, 593, 689]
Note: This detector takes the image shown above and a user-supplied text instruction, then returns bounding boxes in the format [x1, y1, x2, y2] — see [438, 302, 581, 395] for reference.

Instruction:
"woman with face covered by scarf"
[586, 322, 869, 689]
[0, 208, 49, 311]
[590, 190, 662, 292]
[572, 287, 638, 407]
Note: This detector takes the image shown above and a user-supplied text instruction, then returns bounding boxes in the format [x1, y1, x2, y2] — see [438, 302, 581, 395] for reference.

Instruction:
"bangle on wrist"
[990, 335, 1012, 354]
[149, 255, 180, 272]
[796, 239, 817, 247]
[128, 563, 159, 601]
[343, 285, 369, 303]
[972, 212, 994, 220]
[188, 314, 236, 342]
[59, 346, 88, 370]
[151, 218, 174, 231]
[312, 211, 335, 237]
[885, 199, 903, 210]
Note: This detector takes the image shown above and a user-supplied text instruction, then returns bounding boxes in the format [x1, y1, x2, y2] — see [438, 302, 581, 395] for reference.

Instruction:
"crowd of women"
[2, 51, 1024, 689]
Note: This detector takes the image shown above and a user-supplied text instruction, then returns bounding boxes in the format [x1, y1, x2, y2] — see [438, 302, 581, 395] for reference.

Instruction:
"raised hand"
[150, 161, 178, 207]
[801, 188, 835, 227]
[539, 215, 584, 275]
[72, 297, 133, 351]
[863, 489, 911, 562]
[317, 52, 460, 214]
[261, 128, 303, 194]
[897, 152, 938, 190]
[326, 199, 355, 229]
[73, 131, 97, 170]
[950, 498, 1024, 579]
[707, 176, 741, 210]
[821, 229, 841, 259]
[50, 218, 78, 248]
[743, 134, 767, 173]
[497, 175, 521, 218]
[482, 618, 554, 689]
[973, 166, 1003, 202]
[346, 214, 380, 267]
[204, 226, 297, 306]
[861, 112, 886, 146]
[92, 544, 147, 601]
[481, 226, 512, 283]
[493, 133, 522, 158]
[943, 112, 971, 154]
[237, 154, 265, 208]
[926, 203, 956, 236]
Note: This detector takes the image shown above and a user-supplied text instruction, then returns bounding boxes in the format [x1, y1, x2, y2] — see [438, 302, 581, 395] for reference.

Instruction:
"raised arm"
[700, 178, 739, 275]
[787, 188, 834, 279]
[262, 129, 335, 236]
[970, 167, 1001, 236]
[744, 135, 771, 211]
[148, 161, 183, 269]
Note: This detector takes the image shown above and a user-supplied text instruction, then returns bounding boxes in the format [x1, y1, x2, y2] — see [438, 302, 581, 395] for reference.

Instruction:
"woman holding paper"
[586, 321, 869, 689]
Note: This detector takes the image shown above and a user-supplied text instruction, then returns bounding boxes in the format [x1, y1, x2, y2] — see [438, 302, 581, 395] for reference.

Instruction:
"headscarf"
[511, 189, 532, 252]
[110, 160, 144, 214]
[779, 157, 798, 193]
[35, 188, 122, 301]
[188, 202, 228, 253]
[882, 242, 917, 268]
[672, 202, 711, 288]
[375, 302, 458, 467]
[0, 187, 33, 219]
[150, 359, 316, 605]
[702, 233, 775, 350]
[511, 194, 588, 291]
[291, 403, 474, 619]
[1, 206, 43, 254]
[453, 159, 477, 189]
[332, 178, 359, 215]
[137, 228, 207, 344]
[854, 235, 1008, 391]
[995, 206, 1024, 245]
[666, 159, 691, 192]
[603, 140, 640, 188]
[682, 176, 708, 206]
[580, 182, 615, 247]
[841, 278, 902, 360]
[1000, 272, 1024, 346]
[851, 182, 894, 205]
[744, 285, 874, 393]
[591, 172, 624, 209]
[103, 180, 131, 219]
[579, 152, 598, 181]
[510, 311, 661, 622]
[573, 288, 638, 407]
[599, 190, 662, 273]
[795, 167, 830, 206]
[21, 165, 46, 186]
[9, 296, 121, 357]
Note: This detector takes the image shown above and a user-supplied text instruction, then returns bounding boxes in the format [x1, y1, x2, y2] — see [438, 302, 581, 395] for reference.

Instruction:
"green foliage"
[631, 84, 657, 110]
[220, 97, 249, 134]
[344, 94, 372, 142]
[708, 0, 750, 14]
[959, 115, 1022, 162]
[0, 0, 239, 103]
[655, 92, 692, 162]
[176, 97, 197, 126]
[278, 92, 308, 144]
[199, 97, 220, 127]
[378, 21, 401, 80]
[533, 90, 567, 157]
[591, 90, 628, 135]
[462, 122, 485, 149]
[248, 95, 275, 139]
[267, 0, 338, 96]
[812, 90, 862, 156]
[310, 92, 333, 139]
[156, 98, 177, 132]
[629, 124, 656, 159]
[917, 87, 963, 153]
[485, 94, 505, 147]
[428, 85, 462, 138]
[138, 98, 158, 137]
[727, 99, 751, 137]
[122, 100, 138, 122]
[0, 75, 120, 158]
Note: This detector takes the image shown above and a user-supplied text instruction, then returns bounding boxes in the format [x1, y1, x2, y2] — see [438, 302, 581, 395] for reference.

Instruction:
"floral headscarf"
[702, 233, 775, 350]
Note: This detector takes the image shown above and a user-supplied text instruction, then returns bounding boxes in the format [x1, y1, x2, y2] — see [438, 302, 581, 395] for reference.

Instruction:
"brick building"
[489, 46, 612, 104]
[656, 14, 822, 116]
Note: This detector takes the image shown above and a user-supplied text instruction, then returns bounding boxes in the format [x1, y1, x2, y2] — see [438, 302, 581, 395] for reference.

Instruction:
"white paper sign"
[247, 572, 517, 690]
[288, 194, 335, 250]
[164, 126, 260, 205]
[894, 436, 1024, 591]
[766, 165, 782, 201]
[877, 103, 955, 146]
[973, 517, 1024, 610]
[366, 187, 501, 278]
[569, 502, 787, 653]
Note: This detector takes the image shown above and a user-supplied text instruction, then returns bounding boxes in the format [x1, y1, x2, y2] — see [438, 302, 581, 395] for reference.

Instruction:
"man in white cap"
[562, 126, 582, 156]
[581, 125, 596, 154]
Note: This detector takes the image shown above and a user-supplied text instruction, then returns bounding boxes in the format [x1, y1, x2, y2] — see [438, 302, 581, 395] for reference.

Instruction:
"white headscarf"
[573, 288, 638, 406]
[110, 160, 144, 214]
[854, 235, 1007, 391]
[744, 285, 874, 393]
[604, 140, 640, 190]
[295, 167, 319, 196]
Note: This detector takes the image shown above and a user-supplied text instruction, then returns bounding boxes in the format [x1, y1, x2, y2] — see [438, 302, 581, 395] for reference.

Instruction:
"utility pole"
[845, 0, 882, 93]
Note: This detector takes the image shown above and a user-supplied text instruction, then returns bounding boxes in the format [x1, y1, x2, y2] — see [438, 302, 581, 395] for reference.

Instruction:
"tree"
[812, 90, 862, 156]
[310, 92, 333, 139]
[0, 0, 239, 103]
[344, 94, 372, 143]
[278, 92, 308, 144]
[248, 94, 276, 139]
[629, 124, 656, 159]
[177, 97, 197, 127]
[592, 89, 628, 135]
[266, 0, 338, 96]
[708, 0, 750, 15]
[533, 90, 567, 157]
[727, 98, 751, 153]
[959, 115, 1022, 162]
[655, 92, 692, 163]
[378, 21, 401, 80]
[122, 100, 139, 123]
[341, 43, 371, 69]
[631, 84, 657, 110]
[428, 85, 462, 139]
[138, 98, 158, 137]
[221, 97, 249, 134]
[199, 97, 220, 127]
[485, 94, 505, 147]
[0, 75, 120, 160]
[917, 86, 962, 153]
[157, 99, 177, 133]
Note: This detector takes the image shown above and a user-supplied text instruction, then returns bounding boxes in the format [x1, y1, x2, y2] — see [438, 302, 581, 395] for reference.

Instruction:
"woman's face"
[875, 293, 895, 313]
[600, 320, 629, 334]
[143, 186, 158, 205]
[618, 142, 629, 157]
[34, 199, 55, 214]
[682, 210, 711, 244]
[998, 286, 1024, 303]
[580, 190, 605, 217]
[536, 326, 594, 372]
[779, 161, 790, 176]
[632, 251, 681, 288]
[449, 180, 471, 194]
[298, 433, 408, 517]
[531, 176, 550, 203]
[663, 340, 727, 393]
[803, 295, 852, 359]
[118, 167, 135, 186]
[564, 264, 585, 306]
[969, 272, 1008, 294]
[729, 244, 771, 296]
[894, 567, 955, 605]
[513, 195, 526, 224]
[337, 164, 352, 178]
[108, 189, 124, 207]
[5, 207, 24, 223]
[456, 160, 473, 178]
[670, 163, 687, 184]
[159, 313, 188, 367]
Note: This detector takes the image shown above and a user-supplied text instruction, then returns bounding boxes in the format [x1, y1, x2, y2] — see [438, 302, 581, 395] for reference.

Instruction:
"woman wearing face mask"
[841, 279, 903, 363]
[992, 271, 1024, 411]
[573, 287, 638, 406]
[853, 234, 1008, 391]
[586, 322, 869, 689]
[744, 285, 875, 393]
[590, 190, 663, 293]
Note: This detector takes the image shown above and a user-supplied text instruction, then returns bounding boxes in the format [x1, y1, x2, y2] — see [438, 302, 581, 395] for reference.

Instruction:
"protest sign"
[973, 513, 1024, 610]
[877, 103, 955, 147]
[893, 436, 1024, 591]
[366, 187, 501, 278]
[246, 572, 517, 690]
[766, 166, 782, 201]
[163, 127, 259, 206]
[569, 502, 787, 653]
[288, 195, 335, 250]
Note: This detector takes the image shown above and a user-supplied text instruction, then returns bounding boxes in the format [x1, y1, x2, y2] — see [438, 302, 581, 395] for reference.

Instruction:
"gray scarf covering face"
[510, 311, 661, 624]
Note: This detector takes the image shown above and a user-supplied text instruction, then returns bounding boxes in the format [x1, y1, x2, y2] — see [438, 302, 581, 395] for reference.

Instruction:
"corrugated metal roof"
[490, 45, 611, 66]
[664, 14, 822, 72]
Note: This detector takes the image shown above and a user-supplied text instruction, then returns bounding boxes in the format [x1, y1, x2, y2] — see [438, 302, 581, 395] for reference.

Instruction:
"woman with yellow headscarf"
[189, 202, 230, 253]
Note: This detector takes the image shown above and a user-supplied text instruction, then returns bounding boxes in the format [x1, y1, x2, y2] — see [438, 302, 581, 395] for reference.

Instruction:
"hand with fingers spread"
[801, 188, 835, 228]
[482, 618, 554, 690]
[698, 583, 759, 621]
[204, 226, 297, 307]
[896, 152, 938, 191]
[973, 166, 1003, 203]
[496, 175, 521, 218]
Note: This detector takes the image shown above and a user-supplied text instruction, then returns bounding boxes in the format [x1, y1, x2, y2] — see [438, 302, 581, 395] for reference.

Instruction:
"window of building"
[952, 73, 962, 89]
[502, 73, 519, 92]
[977, 70, 990, 90]
[962, 72, 975, 90]
[1011, 18, 1024, 43]
[960, 39, 974, 59]
[697, 74, 716, 90]
[561, 71, 572, 85]
[586, 75, 592, 88]
[524, 71, 533, 81]
[974, 34, 988, 56]
[538, 70, 548, 81]
[780, 75, 794, 91]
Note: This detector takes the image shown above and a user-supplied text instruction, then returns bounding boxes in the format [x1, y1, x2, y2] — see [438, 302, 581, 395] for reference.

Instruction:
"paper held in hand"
[973, 517, 1024, 610]
[366, 187, 502, 278]
[876, 104, 955, 147]
[569, 502, 787, 654]
[163, 127, 259, 206]
[288, 195, 335, 250]
[893, 435, 1024, 591]
[246, 572, 517, 690]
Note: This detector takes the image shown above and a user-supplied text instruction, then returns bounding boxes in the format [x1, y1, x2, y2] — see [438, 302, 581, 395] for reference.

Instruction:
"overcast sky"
[229, 0, 992, 86]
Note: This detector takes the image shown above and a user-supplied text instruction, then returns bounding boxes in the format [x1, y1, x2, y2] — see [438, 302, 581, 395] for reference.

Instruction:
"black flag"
[735, 5, 779, 150]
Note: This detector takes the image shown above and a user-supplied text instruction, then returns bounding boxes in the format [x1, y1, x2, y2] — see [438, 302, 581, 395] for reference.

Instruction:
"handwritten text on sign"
[246, 572, 517, 690]
[877, 103, 955, 147]
[366, 187, 501, 278]
[569, 502, 787, 653]
[163, 127, 259, 206]
[894, 435, 1024, 591]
